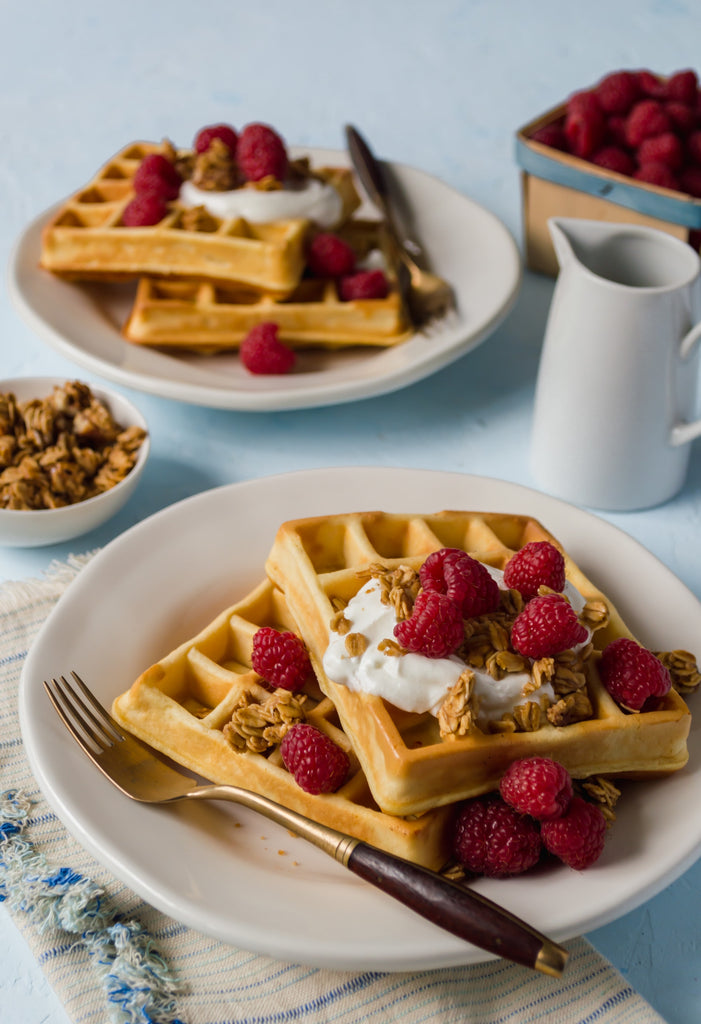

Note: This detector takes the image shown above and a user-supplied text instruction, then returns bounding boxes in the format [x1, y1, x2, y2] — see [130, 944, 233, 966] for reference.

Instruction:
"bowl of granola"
[0, 377, 149, 547]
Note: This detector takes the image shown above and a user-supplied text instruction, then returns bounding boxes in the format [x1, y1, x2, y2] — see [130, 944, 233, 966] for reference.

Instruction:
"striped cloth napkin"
[0, 557, 667, 1024]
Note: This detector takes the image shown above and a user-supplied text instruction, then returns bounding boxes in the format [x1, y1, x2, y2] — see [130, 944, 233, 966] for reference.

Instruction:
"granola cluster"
[654, 648, 701, 695]
[223, 688, 308, 754]
[0, 381, 146, 511]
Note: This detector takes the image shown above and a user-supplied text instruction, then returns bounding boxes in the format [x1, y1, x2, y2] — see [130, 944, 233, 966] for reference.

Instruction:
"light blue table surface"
[2, 2, 701, 1021]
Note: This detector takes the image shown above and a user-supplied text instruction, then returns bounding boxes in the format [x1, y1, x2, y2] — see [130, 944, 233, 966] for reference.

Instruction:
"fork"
[345, 124, 456, 328]
[43, 671, 568, 976]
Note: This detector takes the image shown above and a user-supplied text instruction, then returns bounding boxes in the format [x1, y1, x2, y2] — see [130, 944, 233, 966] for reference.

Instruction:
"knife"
[345, 125, 451, 328]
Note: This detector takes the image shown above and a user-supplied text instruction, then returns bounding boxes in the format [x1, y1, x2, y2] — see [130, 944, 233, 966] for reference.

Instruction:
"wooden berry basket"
[515, 101, 701, 277]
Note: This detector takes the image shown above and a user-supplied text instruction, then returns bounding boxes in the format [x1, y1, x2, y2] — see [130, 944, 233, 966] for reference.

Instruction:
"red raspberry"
[133, 153, 181, 200]
[122, 193, 168, 227]
[665, 102, 697, 136]
[452, 795, 542, 878]
[605, 116, 629, 148]
[637, 132, 684, 170]
[595, 71, 641, 115]
[591, 146, 635, 176]
[240, 322, 295, 375]
[499, 757, 573, 821]
[564, 92, 606, 158]
[540, 796, 606, 870]
[511, 594, 587, 660]
[237, 123, 288, 182]
[307, 233, 356, 278]
[665, 69, 699, 104]
[530, 124, 568, 151]
[598, 637, 671, 711]
[680, 167, 701, 198]
[502, 541, 566, 599]
[625, 100, 672, 147]
[394, 590, 464, 659]
[338, 270, 389, 301]
[637, 70, 666, 99]
[194, 123, 238, 154]
[420, 548, 500, 619]
[688, 131, 701, 164]
[634, 162, 680, 190]
[566, 89, 602, 114]
[280, 723, 349, 794]
[251, 627, 312, 691]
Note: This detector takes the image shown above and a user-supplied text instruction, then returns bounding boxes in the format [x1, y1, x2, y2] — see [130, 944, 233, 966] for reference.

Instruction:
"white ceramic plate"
[8, 148, 521, 411]
[19, 468, 701, 971]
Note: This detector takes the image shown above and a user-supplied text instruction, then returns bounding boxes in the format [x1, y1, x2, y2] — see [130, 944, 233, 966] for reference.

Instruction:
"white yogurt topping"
[322, 566, 588, 726]
[180, 177, 344, 228]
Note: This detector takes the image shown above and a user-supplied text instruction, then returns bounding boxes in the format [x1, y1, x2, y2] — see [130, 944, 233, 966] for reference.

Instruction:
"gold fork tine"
[69, 670, 123, 742]
[43, 676, 102, 754]
[44, 675, 117, 752]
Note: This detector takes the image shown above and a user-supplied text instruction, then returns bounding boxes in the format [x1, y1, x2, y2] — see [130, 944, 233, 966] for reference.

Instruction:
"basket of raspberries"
[516, 68, 701, 276]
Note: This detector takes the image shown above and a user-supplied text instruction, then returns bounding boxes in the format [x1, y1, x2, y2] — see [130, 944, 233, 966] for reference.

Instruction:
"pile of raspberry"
[398, 541, 673, 715]
[123, 121, 290, 227]
[452, 756, 607, 876]
[530, 68, 701, 201]
[394, 541, 587, 661]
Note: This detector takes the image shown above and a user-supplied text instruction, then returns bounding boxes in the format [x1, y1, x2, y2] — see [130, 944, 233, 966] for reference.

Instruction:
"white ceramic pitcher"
[530, 217, 701, 510]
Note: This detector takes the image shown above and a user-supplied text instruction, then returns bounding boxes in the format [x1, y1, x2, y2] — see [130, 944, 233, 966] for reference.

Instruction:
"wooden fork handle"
[346, 841, 568, 977]
[189, 784, 566, 974]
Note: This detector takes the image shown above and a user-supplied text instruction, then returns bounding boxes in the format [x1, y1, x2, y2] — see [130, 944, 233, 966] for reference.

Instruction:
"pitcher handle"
[671, 320, 701, 447]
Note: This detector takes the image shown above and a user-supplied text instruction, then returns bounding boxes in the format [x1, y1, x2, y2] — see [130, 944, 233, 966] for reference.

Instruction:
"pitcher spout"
[547, 217, 577, 271]
[547, 216, 701, 290]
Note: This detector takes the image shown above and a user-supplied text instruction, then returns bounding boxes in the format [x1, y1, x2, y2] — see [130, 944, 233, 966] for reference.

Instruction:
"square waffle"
[111, 579, 454, 870]
[40, 141, 358, 293]
[265, 510, 691, 816]
[123, 220, 411, 350]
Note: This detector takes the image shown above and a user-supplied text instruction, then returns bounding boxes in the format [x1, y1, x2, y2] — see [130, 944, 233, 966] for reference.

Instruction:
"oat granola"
[223, 688, 308, 754]
[340, 563, 610, 739]
[0, 381, 146, 511]
[654, 648, 701, 695]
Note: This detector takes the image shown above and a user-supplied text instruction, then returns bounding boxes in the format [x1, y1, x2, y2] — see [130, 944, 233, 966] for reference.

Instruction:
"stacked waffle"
[40, 134, 412, 352]
[113, 509, 693, 869]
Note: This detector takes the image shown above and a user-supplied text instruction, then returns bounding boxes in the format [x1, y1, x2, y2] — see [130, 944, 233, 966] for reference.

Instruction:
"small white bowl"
[0, 376, 150, 548]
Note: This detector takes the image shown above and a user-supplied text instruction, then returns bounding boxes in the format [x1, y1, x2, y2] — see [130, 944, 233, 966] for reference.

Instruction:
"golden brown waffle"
[111, 579, 454, 869]
[40, 142, 359, 293]
[265, 510, 691, 816]
[123, 220, 411, 350]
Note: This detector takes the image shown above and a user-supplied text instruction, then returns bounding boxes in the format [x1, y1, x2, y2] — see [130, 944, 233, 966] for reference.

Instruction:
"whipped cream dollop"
[179, 177, 344, 228]
[322, 565, 588, 726]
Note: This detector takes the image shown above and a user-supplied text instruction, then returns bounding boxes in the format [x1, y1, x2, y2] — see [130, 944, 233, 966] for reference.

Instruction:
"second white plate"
[9, 148, 521, 411]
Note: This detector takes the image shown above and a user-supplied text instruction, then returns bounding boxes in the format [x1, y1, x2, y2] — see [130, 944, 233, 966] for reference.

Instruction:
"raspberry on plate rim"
[240, 323, 296, 376]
